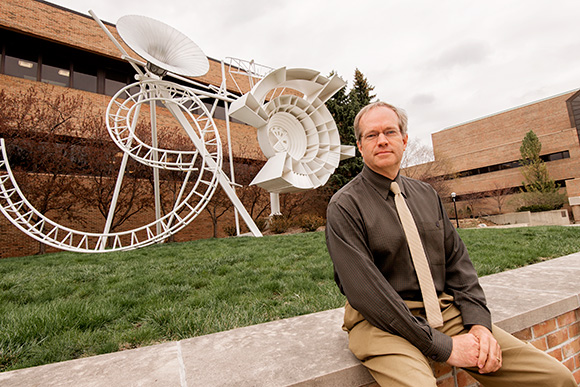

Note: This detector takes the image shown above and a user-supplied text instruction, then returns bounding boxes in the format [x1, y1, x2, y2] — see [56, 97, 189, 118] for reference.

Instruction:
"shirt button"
[431, 355, 437, 360]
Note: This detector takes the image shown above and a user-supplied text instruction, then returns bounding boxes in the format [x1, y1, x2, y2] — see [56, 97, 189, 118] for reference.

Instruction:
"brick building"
[406, 88, 580, 220]
[0, 0, 269, 257]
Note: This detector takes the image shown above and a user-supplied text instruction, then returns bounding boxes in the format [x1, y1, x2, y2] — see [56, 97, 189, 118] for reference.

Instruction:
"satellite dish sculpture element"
[116, 15, 210, 77]
[0, 11, 354, 253]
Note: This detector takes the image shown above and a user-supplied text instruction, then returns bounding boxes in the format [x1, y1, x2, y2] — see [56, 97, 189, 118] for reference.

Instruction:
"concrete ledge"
[178, 308, 373, 387]
[484, 210, 571, 226]
[480, 253, 580, 333]
[1, 253, 579, 386]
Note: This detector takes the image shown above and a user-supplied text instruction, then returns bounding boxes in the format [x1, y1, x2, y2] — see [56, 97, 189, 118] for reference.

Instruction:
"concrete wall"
[484, 209, 571, 226]
[567, 179, 580, 223]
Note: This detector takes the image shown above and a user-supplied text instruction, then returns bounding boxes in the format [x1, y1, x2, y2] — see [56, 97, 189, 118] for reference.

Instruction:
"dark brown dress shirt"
[325, 166, 491, 362]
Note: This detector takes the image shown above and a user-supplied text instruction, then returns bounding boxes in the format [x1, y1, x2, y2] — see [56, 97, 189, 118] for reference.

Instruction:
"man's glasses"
[360, 129, 401, 143]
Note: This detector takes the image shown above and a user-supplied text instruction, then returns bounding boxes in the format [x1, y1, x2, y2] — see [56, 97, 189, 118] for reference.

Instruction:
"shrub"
[299, 214, 325, 232]
[516, 191, 566, 212]
[269, 215, 292, 234]
[255, 217, 268, 232]
[223, 225, 237, 237]
[517, 204, 563, 213]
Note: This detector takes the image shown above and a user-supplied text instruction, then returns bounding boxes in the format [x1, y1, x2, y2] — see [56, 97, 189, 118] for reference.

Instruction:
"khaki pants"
[343, 296, 576, 387]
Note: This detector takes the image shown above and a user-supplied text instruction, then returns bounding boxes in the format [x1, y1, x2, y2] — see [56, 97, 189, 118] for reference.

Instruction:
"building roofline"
[28, 0, 224, 64]
[437, 87, 580, 134]
[566, 89, 580, 102]
[34, 0, 115, 26]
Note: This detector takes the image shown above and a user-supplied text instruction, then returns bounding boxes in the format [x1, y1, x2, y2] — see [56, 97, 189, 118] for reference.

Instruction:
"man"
[325, 101, 575, 386]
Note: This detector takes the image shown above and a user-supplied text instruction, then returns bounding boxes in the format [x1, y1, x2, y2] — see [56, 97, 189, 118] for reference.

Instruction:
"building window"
[41, 64, 70, 87]
[41, 55, 71, 87]
[0, 28, 135, 97]
[542, 150, 570, 162]
[104, 68, 130, 96]
[73, 64, 98, 93]
[447, 150, 571, 180]
[2, 28, 39, 81]
[4, 55, 37, 81]
[0, 28, 242, 123]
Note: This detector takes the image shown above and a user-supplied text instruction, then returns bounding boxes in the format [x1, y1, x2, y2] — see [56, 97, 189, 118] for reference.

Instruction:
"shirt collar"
[361, 165, 406, 200]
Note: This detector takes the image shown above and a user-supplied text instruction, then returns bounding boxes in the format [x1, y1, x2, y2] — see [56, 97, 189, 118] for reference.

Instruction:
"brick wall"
[432, 91, 577, 168]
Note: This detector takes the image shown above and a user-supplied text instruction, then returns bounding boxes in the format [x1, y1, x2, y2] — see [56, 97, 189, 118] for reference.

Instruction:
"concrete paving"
[1, 252, 579, 387]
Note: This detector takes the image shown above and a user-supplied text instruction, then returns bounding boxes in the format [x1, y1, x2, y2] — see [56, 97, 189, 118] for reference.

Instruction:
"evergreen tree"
[349, 68, 376, 108]
[324, 69, 376, 194]
[518, 130, 565, 211]
[519, 130, 558, 193]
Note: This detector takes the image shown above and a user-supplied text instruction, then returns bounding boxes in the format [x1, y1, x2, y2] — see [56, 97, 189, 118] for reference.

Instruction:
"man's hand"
[446, 326, 502, 373]
[469, 325, 502, 373]
[446, 333, 480, 368]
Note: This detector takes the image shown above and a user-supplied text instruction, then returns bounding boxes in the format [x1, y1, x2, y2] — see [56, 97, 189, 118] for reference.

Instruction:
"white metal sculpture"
[230, 67, 355, 214]
[0, 12, 353, 253]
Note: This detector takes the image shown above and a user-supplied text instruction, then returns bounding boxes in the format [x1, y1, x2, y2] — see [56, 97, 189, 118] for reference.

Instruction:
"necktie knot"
[390, 181, 401, 195]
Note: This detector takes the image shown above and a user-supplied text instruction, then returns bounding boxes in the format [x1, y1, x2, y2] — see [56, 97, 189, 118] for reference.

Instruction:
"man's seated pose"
[325, 101, 576, 386]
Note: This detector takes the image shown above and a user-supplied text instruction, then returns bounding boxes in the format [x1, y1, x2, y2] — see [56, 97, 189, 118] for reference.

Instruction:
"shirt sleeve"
[326, 198, 453, 362]
[438, 195, 492, 331]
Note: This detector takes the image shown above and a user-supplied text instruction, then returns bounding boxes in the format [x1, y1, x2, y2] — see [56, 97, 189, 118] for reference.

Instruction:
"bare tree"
[204, 186, 233, 238]
[401, 144, 453, 200]
[489, 183, 515, 214]
[0, 87, 87, 253]
[0, 88, 156, 242]
[77, 114, 161, 237]
[233, 159, 270, 221]
[462, 191, 486, 218]
[140, 126, 200, 242]
[401, 139, 434, 169]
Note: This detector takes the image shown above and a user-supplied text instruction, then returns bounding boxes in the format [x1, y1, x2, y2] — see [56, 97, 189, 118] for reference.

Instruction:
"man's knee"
[363, 353, 436, 387]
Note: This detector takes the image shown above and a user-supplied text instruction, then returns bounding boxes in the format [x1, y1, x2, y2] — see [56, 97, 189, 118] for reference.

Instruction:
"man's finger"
[479, 345, 502, 374]
[477, 335, 490, 369]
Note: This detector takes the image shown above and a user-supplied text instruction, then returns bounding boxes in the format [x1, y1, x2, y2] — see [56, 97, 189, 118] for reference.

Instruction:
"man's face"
[357, 106, 408, 179]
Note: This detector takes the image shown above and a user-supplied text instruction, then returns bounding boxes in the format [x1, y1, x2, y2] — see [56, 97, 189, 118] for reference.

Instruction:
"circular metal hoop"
[106, 80, 222, 172]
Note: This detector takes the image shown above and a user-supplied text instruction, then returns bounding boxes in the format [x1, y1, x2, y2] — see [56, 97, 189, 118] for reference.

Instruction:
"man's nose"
[377, 132, 390, 144]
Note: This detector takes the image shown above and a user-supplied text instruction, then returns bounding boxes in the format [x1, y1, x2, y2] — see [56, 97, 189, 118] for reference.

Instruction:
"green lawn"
[1, 225, 580, 372]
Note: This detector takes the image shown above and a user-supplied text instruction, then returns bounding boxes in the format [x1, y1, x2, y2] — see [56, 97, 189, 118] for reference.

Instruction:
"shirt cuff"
[459, 305, 493, 333]
[423, 329, 453, 362]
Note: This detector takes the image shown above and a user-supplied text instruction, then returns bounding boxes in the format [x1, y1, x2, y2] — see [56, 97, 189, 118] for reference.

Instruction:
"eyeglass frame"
[359, 128, 402, 143]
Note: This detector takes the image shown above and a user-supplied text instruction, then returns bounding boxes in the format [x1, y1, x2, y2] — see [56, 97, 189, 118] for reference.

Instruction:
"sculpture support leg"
[270, 193, 281, 216]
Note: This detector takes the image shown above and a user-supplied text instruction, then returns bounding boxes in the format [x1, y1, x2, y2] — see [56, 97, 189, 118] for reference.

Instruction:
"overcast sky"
[50, 0, 580, 148]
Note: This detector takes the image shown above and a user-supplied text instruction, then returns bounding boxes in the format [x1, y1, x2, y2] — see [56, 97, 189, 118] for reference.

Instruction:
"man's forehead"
[360, 107, 398, 128]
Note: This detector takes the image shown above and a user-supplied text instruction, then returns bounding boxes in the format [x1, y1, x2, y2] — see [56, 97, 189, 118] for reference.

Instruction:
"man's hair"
[354, 101, 408, 141]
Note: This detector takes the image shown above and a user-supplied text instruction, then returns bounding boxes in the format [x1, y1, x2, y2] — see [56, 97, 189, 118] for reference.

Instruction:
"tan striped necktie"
[390, 181, 444, 328]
